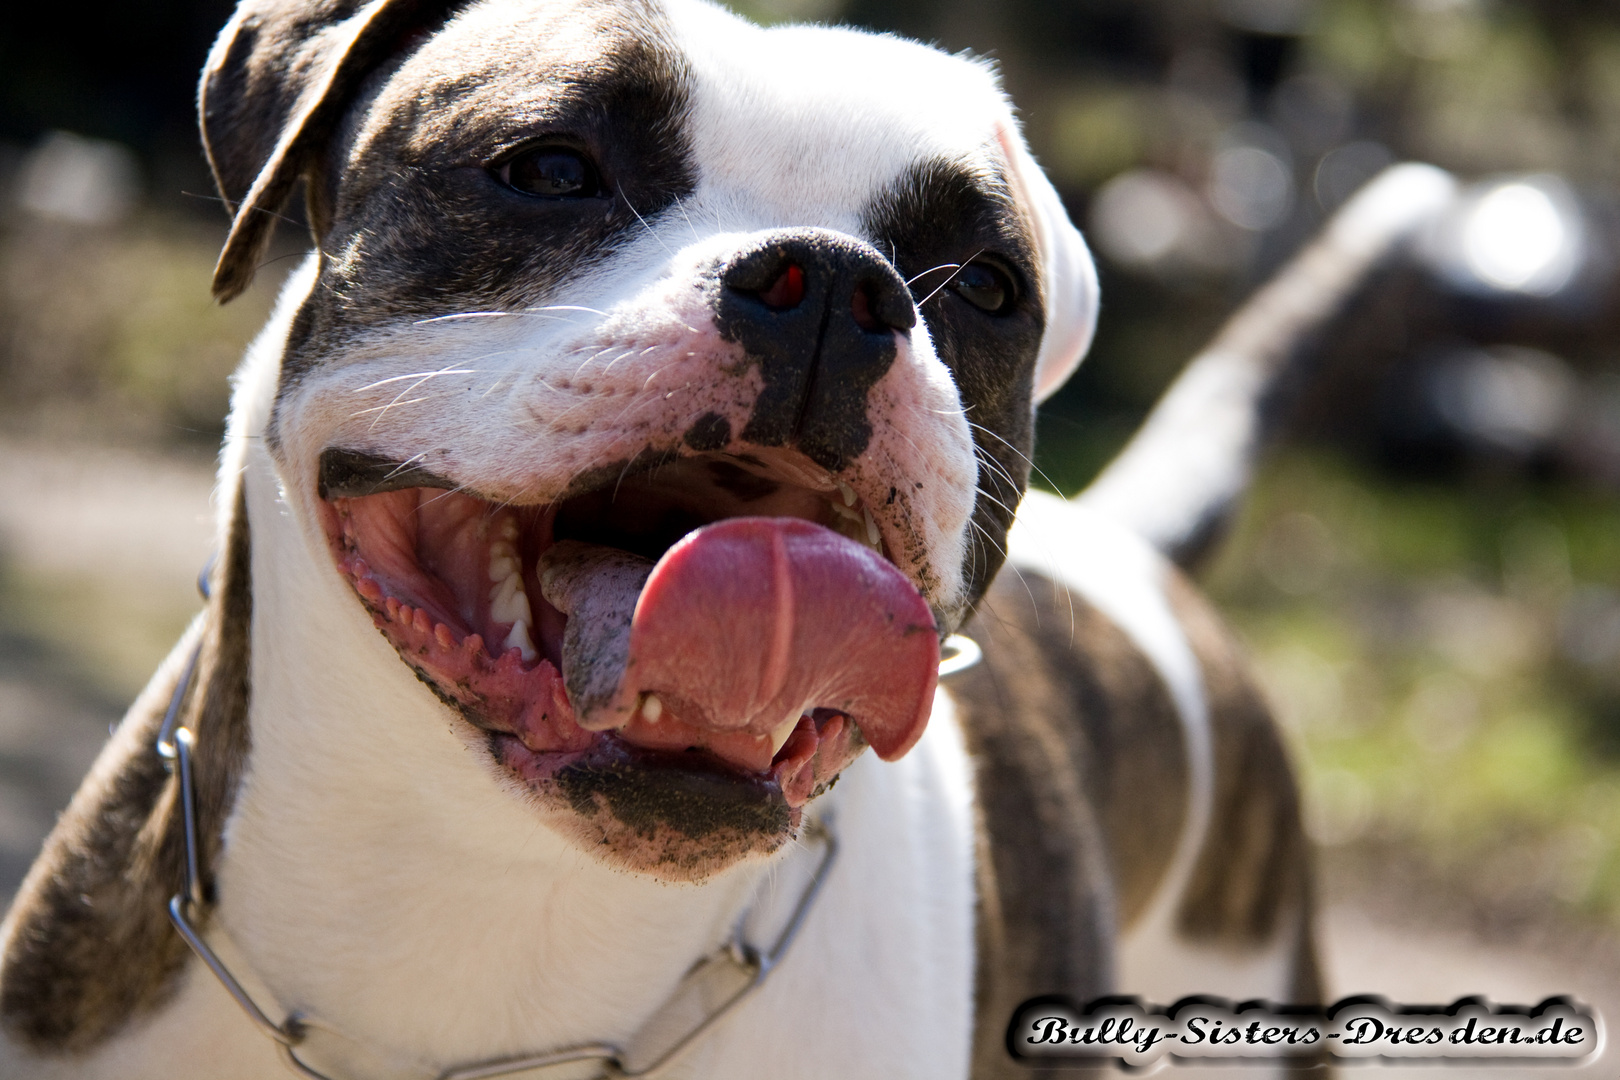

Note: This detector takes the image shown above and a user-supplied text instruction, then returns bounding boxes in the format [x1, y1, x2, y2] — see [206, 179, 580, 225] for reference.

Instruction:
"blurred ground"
[0, 438, 214, 893]
[0, 432, 1615, 1077]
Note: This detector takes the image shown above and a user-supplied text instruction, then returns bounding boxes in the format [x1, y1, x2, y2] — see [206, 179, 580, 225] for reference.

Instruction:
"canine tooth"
[490, 576, 531, 625]
[769, 715, 800, 756]
[503, 619, 537, 662]
[863, 507, 881, 548]
[641, 694, 663, 723]
[836, 480, 857, 507]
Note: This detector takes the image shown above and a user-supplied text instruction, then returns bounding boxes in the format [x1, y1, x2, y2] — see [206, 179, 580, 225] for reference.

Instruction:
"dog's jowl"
[0, 1, 1319, 1077]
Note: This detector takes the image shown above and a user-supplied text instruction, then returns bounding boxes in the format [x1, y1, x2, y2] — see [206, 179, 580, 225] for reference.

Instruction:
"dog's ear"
[995, 123, 1100, 404]
[199, 0, 455, 302]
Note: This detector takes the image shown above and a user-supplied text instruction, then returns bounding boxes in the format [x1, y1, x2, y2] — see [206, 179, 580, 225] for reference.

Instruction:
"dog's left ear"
[996, 123, 1100, 404]
[199, 0, 456, 303]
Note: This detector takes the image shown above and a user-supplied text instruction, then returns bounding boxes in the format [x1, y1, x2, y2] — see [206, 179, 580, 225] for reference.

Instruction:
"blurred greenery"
[1181, 451, 1620, 925]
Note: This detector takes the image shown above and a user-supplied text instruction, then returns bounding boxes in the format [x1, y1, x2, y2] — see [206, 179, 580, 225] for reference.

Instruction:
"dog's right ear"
[200, 0, 455, 303]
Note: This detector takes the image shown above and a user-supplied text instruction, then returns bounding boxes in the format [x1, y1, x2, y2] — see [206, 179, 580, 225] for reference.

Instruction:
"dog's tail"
[1076, 163, 1458, 569]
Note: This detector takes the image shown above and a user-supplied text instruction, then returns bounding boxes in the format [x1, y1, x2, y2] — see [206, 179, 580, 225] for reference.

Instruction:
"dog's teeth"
[490, 591, 530, 626]
[503, 619, 537, 662]
[497, 516, 518, 541]
[489, 570, 535, 626]
[488, 553, 520, 582]
[837, 481, 857, 507]
[489, 573, 521, 614]
[356, 577, 383, 601]
[413, 608, 432, 634]
[769, 715, 800, 756]
[641, 693, 663, 723]
[434, 623, 454, 648]
[829, 499, 862, 523]
[863, 507, 881, 549]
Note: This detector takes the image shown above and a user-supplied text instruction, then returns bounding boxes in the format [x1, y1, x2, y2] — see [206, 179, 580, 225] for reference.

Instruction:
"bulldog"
[0, 0, 1453, 1075]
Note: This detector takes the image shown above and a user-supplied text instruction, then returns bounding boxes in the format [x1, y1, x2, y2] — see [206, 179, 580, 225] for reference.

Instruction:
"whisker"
[618, 183, 673, 256]
[969, 420, 1064, 496]
[353, 368, 478, 392]
[918, 248, 983, 306]
[905, 261, 963, 287]
[528, 304, 611, 317]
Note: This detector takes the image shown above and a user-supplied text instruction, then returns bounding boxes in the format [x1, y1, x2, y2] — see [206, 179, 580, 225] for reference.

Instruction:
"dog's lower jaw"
[145, 423, 975, 1078]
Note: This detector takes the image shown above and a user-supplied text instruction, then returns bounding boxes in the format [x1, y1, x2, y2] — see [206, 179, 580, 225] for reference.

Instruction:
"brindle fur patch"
[952, 569, 1188, 1079]
[1164, 573, 1321, 1002]
[0, 490, 254, 1052]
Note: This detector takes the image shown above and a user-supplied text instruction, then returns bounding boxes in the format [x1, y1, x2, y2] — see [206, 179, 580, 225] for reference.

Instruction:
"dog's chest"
[178, 455, 981, 1077]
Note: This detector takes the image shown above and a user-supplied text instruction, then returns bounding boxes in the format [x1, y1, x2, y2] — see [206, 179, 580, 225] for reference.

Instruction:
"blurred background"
[6, 0, 1620, 1034]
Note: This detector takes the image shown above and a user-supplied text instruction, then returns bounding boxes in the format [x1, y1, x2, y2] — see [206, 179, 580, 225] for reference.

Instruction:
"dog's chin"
[489, 732, 859, 880]
[316, 449, 931, 880]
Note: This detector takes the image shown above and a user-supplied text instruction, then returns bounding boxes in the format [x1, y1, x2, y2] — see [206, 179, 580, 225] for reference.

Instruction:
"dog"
[0, 0, 1456, 1074]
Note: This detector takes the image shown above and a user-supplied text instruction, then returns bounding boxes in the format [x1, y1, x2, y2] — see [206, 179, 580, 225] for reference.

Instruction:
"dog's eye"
[948, 260, 1017, 315]
[498, 146, 603, 198]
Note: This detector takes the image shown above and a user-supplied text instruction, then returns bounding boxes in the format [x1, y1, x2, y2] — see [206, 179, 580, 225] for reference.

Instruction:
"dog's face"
[203, 0, 1097, 880]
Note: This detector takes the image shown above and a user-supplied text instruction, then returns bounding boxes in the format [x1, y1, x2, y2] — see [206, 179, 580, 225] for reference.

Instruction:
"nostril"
[851, 285, 882, 333]
[756, 263, 806, 310]
[852, 280, 914, 334]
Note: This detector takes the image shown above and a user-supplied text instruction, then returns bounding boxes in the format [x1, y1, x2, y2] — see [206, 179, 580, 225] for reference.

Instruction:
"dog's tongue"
[539, 518, 938, 761]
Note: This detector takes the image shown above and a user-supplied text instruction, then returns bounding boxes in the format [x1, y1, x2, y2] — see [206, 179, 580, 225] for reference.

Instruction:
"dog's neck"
[208, 273, 798, 1068]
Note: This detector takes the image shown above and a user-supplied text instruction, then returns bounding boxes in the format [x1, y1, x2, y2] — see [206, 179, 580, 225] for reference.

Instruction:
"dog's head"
[203, 0, 1097, 880]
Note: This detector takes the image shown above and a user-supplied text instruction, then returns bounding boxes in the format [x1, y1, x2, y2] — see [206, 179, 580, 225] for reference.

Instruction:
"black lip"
[554, 739, 792, 841]
[317, 448, 458, 499]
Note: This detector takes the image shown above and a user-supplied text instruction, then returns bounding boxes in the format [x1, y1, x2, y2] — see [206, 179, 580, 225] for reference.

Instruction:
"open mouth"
[318, 448, 939, 867]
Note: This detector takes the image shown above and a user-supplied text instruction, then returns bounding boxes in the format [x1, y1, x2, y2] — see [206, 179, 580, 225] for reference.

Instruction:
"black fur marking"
[273, 3, 697, 387]
[861, 158, 1044, 614]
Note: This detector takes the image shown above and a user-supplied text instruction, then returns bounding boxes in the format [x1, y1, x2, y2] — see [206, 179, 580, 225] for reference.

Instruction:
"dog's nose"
[716, 229, 917, 472]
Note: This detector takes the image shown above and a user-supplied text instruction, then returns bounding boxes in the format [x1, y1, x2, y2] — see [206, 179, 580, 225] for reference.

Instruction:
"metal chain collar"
[157, 560, 979, 1080]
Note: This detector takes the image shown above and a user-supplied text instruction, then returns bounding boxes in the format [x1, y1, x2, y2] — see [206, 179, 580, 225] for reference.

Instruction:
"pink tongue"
[542, 518, 939, 762]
